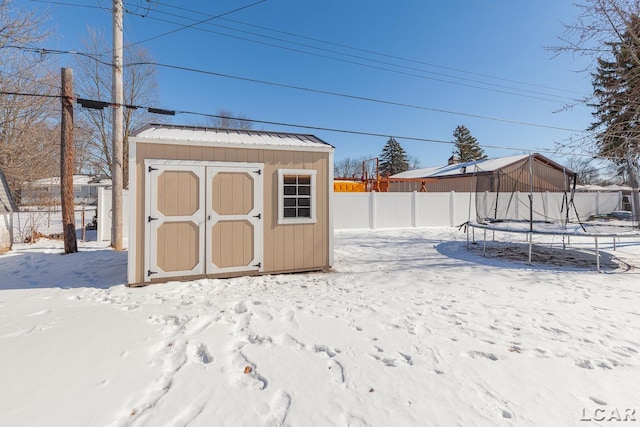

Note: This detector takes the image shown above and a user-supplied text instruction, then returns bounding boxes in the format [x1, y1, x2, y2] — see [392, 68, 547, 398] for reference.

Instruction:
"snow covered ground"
[1, 227, 640, 426]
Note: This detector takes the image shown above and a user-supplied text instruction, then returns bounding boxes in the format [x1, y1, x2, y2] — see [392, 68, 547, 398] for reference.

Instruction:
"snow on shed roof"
[0, 169, 17, 213]
[130, 124, 334, 151]
[392, 154, 572, 179]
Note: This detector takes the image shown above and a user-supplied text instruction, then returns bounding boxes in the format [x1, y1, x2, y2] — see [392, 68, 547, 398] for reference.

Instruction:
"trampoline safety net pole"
[595, 236, 600, 273]
[483, 228, 487, 256]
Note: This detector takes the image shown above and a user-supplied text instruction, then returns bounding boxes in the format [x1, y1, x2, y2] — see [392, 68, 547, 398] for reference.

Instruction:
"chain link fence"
[12, 206, 98, 243]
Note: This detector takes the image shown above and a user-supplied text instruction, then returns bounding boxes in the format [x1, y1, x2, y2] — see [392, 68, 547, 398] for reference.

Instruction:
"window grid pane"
[282, 174, 312, 219]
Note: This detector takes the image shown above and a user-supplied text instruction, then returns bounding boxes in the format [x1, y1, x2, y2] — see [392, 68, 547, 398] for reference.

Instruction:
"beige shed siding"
[133, 142, 329, 284]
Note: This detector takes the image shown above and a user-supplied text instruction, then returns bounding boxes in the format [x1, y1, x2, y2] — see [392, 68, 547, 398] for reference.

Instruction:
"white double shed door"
[144, 160, 263, 282]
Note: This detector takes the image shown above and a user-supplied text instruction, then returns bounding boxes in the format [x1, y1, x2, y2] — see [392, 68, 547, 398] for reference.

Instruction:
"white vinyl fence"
[334, 191, 623, 230]
[93, 190, 623, 236]
[97, 187, 129, 243]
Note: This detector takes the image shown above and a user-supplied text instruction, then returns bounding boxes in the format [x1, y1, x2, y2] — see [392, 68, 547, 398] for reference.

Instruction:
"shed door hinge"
[254, 169, 262, 175]
[253, 262, 261, 268]
[253, 213, 261, 219]
[148, 166, 158, 172]
[147, 269, 158, 277]
[148, 216, 158, 222]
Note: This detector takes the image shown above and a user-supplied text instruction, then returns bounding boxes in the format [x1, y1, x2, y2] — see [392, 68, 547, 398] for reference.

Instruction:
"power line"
[122, 9, 577, 104]
[6, 43, 590, 132]
[0, 90, 612, 160]
[128, 6, 577, 103]
[0, 90, 60, 99]
[154, 1, 584, 97]
[109, 0, 268, 54]
[28, 0, 586, 103]
[132, 60, 586, 132]
[26, 0, 107, 11]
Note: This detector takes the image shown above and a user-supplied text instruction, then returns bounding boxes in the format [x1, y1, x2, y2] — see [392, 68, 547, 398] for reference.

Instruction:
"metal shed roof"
[130, 124, 334, 151]
[393, 154, 573, 179]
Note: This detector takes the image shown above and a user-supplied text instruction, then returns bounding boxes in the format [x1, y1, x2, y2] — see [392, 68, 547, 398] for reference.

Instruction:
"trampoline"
[463, 154, 640, 272]
[466, 220, 640, 272]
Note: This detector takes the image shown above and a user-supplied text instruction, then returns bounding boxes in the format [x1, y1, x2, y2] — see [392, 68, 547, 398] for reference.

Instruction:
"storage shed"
[127, 124, 334, 286]
[391, 154, 574, 193]
[0, 169, 17, 253]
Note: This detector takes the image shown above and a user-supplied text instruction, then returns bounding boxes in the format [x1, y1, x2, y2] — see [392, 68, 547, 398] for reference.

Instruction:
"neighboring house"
[127, 124, 335, 286]
[21, 174, 112, 206]
[0, 169, 18, 253]
[391, 154, 575, 193]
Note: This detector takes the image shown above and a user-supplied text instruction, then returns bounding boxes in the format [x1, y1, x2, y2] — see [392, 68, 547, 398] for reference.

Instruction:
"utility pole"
[111, 0, 124, 250]
[61, 67, 78, 254]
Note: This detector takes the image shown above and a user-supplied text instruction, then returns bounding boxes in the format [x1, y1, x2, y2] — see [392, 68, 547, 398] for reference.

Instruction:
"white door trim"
[205, 164, 264, 275]
[144, 160, 264, 281]
[145, 161, 206, 282]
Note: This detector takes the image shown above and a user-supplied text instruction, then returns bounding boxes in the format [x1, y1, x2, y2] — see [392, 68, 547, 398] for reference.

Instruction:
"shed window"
[278, 169, 317, 224]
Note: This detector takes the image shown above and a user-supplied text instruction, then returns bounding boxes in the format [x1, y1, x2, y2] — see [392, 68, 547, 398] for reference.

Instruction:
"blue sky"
[25, 0, 595, 168]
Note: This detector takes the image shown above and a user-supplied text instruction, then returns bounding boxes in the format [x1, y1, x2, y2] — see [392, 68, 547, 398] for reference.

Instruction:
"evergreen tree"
[453, 125, 487, 162]
[590, 14, 640, 165]
[379, 137, 409, 176]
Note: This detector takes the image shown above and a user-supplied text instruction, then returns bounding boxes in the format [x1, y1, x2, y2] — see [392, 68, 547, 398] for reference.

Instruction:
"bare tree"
[203, 109, 253, 130]
[551, 1, 640, 155]
[334, 157, 364, 178]
[407, 155, 421, 170]
[551, 0, 640, 61]
[74, 27, 159, 188]
[552, 0, 640, 219]
[566, 156, 602, 184]
[0, 1, 59, 205]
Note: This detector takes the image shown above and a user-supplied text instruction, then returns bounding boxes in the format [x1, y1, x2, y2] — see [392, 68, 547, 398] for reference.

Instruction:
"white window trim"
[278, 168, 317, 225]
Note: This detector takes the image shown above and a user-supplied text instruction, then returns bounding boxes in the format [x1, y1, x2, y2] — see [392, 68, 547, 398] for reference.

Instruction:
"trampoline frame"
[466, 221, 640, 272]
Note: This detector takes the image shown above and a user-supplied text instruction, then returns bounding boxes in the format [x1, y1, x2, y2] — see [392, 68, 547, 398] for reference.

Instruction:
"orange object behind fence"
[334, 180, 366, 192]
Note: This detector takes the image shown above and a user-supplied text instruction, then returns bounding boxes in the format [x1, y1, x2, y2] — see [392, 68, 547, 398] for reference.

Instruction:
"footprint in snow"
[327, 359, 345, 385]
[467, 351, 498, 361]
[231, 347, 267, 390]
[398, 352, 414, 366]
[264, 390, 291, 427]
[589, 396, 608, 406]
[370, 354, 397, 367]
[234, 302, 248, 314]
[189, 342, 213, 365]
[280, 309, 296, 322]
[281, 333, 305, 350]
[313, 344, 336, 358]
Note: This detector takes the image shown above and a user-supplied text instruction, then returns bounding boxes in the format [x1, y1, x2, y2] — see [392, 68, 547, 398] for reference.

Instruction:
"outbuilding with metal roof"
[127, 124, 334, 286]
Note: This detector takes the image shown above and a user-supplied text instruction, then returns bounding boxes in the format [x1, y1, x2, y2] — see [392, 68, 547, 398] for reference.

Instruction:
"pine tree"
[453, 125, 486, 162]
[590, 14, 640, 165]
[379, 137, 409, 176]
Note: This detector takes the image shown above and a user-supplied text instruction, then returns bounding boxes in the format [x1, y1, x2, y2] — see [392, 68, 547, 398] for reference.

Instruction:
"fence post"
[596, 191, 601, 215]
[81, 206, 86, 242]
[544, 191, 549, 221]
[619, 191, 623, 211]
[412, 191, 417, 227]
[369, 191, 376, 230]
[450, 191, 455, 226]
[515, 191, 520, 219]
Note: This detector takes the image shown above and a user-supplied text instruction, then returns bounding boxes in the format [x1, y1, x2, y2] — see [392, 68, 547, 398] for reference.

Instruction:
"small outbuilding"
[391, 154, 575, 193]
[127, 124, 334, 286]
[0, 169, 17, 253]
